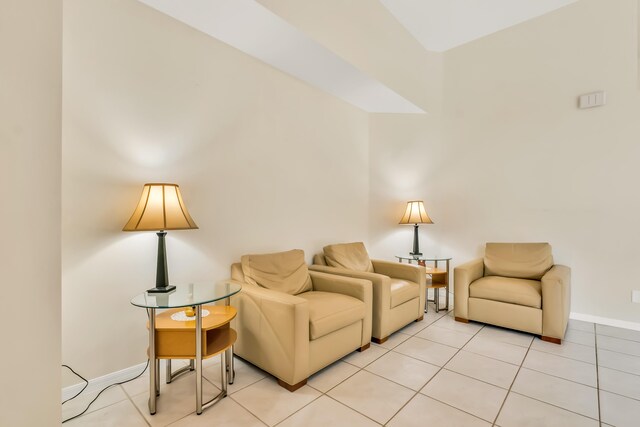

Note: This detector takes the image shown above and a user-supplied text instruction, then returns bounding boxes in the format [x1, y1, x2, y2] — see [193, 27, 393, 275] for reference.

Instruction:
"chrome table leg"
[148, 308, 157, 415]
[195, 305, 203, 415]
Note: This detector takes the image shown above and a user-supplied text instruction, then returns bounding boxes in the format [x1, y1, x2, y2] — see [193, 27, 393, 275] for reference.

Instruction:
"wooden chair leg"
[357, 342, 371, 351]
[277, 378, 307, 392]
[541, 336, 562, 345]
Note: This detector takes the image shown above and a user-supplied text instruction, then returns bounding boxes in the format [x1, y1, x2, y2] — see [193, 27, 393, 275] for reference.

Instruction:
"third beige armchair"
[454, 242, 571, 344]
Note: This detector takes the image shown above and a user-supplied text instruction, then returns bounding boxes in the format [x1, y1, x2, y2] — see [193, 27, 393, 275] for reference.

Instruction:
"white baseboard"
[570, 312, 640, 332]
[62, 361, 148, 402]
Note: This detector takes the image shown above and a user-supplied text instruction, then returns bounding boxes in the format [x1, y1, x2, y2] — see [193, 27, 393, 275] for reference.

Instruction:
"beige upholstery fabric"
[241, 249, 312, 295]
[230, 253, 372, 389]
[323, 242, 374, 272]
[298, 291, 366, 340]
[541, 265, 571, 339]
[453, 258, 484, 320]
[311, 249, 425, 341]
[484, 242, 553, 280]
[470, 276, 542, 309]
[454, 243, 571, 342]
[389, 279, 419, 308]
[469, 298, 542, 335]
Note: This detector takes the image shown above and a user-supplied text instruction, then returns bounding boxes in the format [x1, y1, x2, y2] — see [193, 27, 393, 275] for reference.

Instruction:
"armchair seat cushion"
[470, 276, 542, 309]
[390, 279, 419, 308]
[298, 291, 366, 340]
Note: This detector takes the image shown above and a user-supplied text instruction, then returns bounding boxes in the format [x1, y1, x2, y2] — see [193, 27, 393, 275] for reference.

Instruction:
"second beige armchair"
[229, 249, 372, 391]
[311, 242, 425, 344]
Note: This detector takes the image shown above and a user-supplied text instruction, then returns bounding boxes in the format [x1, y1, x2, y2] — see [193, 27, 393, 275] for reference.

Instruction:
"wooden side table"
[395, 256, 451, 313]
[152, 305, 237, 409]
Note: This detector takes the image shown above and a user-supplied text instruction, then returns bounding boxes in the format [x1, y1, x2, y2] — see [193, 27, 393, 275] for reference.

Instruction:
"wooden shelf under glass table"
[395, 255, 451, 313]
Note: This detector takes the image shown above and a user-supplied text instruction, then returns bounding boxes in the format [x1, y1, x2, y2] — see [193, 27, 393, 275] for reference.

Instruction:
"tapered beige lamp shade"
[123, 183, 198, 231]
[399, 201, 433, 256]
[123, 183, 198, 293]
[399, 201, 433, 225]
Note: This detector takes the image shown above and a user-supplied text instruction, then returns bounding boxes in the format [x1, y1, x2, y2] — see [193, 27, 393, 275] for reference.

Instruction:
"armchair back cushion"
[323, 242, 374, 273]
[484, 243, 553, 280]
[240, 249, 312, 295]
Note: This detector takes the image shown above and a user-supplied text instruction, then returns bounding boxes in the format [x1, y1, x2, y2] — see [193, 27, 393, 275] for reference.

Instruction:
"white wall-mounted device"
[578, 91, 606, 109]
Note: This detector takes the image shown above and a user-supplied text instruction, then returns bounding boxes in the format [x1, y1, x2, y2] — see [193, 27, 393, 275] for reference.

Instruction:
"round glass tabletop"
[130, 281, 242, 309]
[395, 255, 452, 262]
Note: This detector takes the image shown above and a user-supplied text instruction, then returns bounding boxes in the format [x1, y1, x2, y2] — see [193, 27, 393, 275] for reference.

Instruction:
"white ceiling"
[380, 0, 578, 52]
[138, 0, 425, 113]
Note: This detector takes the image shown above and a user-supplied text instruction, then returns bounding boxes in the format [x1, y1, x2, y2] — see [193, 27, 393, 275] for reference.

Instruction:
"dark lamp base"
[410, 252, 423, 257]
[147, 284, 176, 294]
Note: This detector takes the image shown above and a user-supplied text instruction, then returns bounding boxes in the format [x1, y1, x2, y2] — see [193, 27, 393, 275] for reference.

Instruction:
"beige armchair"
[229, 249, 372, 391]
[310, 242, 425, 344]
[454, 243, 571, 344]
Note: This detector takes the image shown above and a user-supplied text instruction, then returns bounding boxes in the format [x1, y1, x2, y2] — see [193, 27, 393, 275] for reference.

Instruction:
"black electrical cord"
[61, 365, 88, 405]
[61, 360, 149, 424]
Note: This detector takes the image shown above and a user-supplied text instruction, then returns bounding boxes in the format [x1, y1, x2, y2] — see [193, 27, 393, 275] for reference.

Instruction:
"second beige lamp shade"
[399, 201, 433, 257]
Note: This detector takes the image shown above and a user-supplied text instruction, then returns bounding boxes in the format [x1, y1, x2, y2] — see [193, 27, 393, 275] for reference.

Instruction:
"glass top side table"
[130, 281, 241, 415]
[131, 281, 241, 309]
[395, 255, 451, 313]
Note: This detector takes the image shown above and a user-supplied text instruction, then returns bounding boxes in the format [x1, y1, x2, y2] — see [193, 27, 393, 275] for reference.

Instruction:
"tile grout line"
[161, 371, 225, 427]
[228, 378, 282, 427]
[382, 308, 488, 426]
[412, 394, 496, 425]
[506, 390, 600, 423]
[596, 345, 640, 359]
[322, 394, 384, 426]
[275, 360, 379, 426]
[515, 364, 598, 390]
[595, 324, 603, 427]
[322, 306, 452, 425]
[593, 328, 640, 344]
[120, 383, 152, 427]
[491, 332, 534, 426]
[527, 344, 597, 365]
[594, 363, 640, 378]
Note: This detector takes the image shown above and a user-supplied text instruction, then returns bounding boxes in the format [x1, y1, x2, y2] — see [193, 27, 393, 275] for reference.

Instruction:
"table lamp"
[399, 200, 433, 257]
[123, 183, 198, 293]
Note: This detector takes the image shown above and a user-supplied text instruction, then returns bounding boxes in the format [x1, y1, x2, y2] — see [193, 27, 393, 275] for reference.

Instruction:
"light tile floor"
[64, 296, 640, 426]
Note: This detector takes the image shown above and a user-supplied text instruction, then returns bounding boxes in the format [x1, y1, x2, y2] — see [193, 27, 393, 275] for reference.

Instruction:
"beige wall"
[0, 0, 62, 424]
[370, 0, 640, 324]
[62, 0, 369, 383]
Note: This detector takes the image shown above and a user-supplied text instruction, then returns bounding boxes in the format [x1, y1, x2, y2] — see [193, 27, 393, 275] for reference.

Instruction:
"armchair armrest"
[229, 280, 309, 385]
[309, 271, 373, 346]
[454, 258, 484, 319]
[541, 265, 571, 340]
[371, 259, 426, 320]
[309, 271, 372, 303]
[309, 265, 390, 330]
[371, 259, 426, 285]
